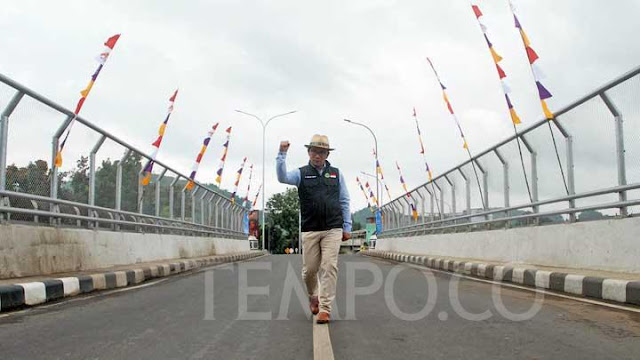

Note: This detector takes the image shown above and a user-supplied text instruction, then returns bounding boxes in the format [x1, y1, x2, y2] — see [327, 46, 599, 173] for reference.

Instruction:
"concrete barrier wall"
[378, 216, 640, 274]
[0, 224, 249, 279]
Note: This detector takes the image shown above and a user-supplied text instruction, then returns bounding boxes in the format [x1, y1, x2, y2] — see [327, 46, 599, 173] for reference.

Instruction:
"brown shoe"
[316, 312, 330, 324]
[309, 296, 319, 315]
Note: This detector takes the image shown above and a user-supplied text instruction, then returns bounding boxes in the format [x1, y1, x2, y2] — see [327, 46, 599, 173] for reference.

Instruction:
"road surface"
[1, 254, 639, 359]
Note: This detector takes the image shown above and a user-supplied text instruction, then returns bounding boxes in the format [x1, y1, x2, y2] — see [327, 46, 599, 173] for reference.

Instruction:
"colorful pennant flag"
[230, 157, 248, 204]
[395, 161, 411, 197]
[426, 56, 487, 209]
[215, 127, 233, 186]
[356, 177, 373, 212]
[252, 184, 263, 209]
[141, 89, 179, 185]
[412, 108, 434, 181]
[185, 123, 219, 190]
[509, 1, 554, 120]
[373, 148, 393, 202]
[471, 3, 521, 125]
[396, 161, 419, 222]
[410, 203, 419, 221]
[365, 181, 378, 207]
[243, 164, 254, 207]
[426, 58, 469, 150]
[56, 34, 121, 168]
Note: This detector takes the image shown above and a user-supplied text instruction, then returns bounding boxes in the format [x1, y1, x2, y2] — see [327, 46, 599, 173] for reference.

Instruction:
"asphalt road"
[0, 254, 639, 359]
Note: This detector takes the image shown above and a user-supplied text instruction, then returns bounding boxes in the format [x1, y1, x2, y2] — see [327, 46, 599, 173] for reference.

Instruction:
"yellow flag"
[510, 108, 522, 125]
[541, 100, 554, 120]
[490, 47, 503, 63]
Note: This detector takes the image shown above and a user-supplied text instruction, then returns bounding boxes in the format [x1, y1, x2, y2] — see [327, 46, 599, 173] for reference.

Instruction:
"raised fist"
[279, 141, 290, 153]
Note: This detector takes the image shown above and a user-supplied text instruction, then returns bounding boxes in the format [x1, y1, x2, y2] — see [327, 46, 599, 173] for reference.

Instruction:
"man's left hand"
[342, 231, 351, 241]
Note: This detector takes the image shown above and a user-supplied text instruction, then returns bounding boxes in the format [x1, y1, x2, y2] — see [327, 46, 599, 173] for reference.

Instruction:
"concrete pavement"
[0, 254, 638, 359]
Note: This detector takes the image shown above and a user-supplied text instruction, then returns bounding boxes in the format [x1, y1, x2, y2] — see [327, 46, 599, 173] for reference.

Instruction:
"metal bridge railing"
[381, 65, 640, 238]
[0, 73, 247, 239]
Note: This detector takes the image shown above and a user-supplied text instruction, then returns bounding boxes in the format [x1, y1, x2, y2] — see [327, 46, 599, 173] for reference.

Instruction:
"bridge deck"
[0, 255, 638, 359]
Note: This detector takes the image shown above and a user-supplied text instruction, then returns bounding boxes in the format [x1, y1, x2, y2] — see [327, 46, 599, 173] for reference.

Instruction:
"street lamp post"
[344, 119, 380, 210]
[235, 109, 297, 251]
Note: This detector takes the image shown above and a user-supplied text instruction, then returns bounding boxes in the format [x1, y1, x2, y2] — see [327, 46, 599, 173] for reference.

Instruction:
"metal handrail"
[381, 64, 640, 235]
[383, 198, 640, 238]
[385, 65, 640, 205]
[0, 72, 240, 208]
[0, 191, 246, 239]
[384, 182, 640, 234]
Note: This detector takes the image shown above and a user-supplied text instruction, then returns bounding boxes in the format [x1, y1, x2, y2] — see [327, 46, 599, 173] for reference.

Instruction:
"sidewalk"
[0, 251, 266, 313]
[361, 249, 640, 307]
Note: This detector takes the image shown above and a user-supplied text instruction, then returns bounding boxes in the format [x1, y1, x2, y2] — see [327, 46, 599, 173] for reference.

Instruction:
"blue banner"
[242, 212, 249, 234]
[375, 209, 382, 234]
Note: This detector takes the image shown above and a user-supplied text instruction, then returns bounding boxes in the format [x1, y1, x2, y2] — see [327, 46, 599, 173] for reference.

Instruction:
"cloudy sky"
[1, 0, 639, 213]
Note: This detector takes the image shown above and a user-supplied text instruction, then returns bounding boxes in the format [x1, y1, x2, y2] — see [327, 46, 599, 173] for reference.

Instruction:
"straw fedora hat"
[304, 134, 334, 151]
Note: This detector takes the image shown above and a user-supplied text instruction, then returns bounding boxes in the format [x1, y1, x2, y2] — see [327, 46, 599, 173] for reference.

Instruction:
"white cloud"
[0, 0, 639, 212]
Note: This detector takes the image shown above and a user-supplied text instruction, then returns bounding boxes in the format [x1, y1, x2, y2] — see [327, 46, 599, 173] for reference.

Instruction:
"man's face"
[308, 147, 329, 168]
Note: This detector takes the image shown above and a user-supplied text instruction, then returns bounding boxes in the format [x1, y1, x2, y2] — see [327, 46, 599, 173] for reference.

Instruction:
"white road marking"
[313, 315, 335, 360]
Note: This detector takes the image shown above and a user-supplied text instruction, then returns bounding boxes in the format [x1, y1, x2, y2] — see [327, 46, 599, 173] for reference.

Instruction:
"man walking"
[277, 134, 351, 324]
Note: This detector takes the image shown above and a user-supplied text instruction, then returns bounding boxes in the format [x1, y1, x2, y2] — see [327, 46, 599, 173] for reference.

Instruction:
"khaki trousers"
[301, 228, 342, 314]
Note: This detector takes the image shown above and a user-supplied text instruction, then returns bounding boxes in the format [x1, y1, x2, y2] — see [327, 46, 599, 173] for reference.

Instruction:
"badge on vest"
[327, 173, 337, 179]
[304, 175, 317, 179]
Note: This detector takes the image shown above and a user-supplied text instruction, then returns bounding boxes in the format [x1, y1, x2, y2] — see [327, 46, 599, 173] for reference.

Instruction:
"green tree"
[69, 156, 89, 203]
[266, 188, 300, 254]
[95, 158, 117, 208]
[6, 159, 51, 196]
[121, 152, 142, 212]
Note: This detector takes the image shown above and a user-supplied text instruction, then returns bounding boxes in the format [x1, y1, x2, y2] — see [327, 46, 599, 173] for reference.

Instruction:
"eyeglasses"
[309, 148, 329, 156]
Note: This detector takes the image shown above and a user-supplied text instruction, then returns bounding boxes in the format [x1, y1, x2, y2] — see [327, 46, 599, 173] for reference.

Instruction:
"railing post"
[381, 208, 387, 230]
[200, 190, 207, 224]
[458, 169, 470, 216]
[169, 176, 180, 219]
[115, 149, 132, 211]
[601, 92, 628, 217]
[388, 203, 395, 230]
[444, 175, 456, 218]
[531, 150, 539, 212]
[50, 115, 74, 204]
[233, 206, 240, 232]
[89, 136, 106, 206]
[223, 202, 231, 230]
[137, 167, 144, 214]
[207, 194, 214, 226]
[155, 168, 168, 217]
[191, 187, 199, 223]
[0, 91, 24, 192]
[496, 149, 509, 228]
[231, 206, 238, 233]
[428, 188, 435, 222]
[520, 134, 539, 223]
[214, 197, 223, 228]
[551, 120, 576, 222]
[433, 181, 444, 220]
[416, 190, 425, 224]
[114, 149, 131, 231]
[181, 187, 186, 221]
[566, 135, 576, 222]
[474, 160, 488, 215]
